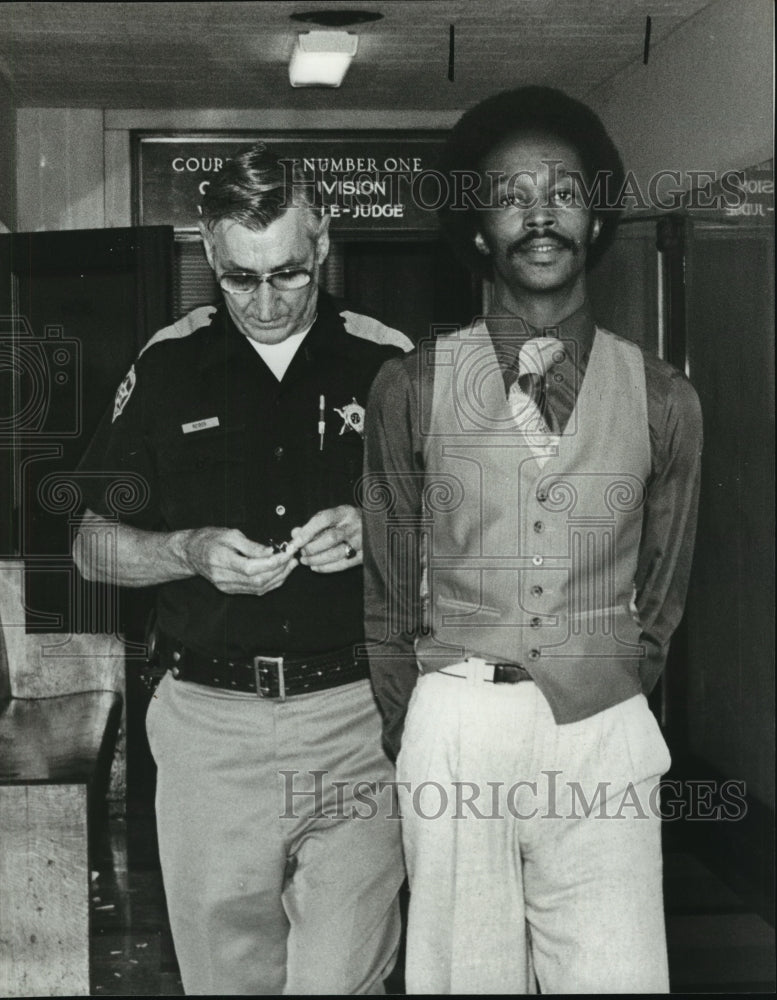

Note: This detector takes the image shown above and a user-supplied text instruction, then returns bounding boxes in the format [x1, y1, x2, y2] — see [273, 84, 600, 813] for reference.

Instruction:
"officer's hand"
[288, 505, 362, 573]
[183, 527, 297, 595]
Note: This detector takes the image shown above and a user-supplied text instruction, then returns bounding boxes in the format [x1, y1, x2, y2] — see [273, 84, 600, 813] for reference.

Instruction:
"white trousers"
[146, 674, 404, 995]
[397, 663, 671, 994]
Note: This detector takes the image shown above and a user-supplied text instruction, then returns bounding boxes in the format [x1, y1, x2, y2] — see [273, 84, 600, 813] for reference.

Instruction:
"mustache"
[507, 231, 580, 255]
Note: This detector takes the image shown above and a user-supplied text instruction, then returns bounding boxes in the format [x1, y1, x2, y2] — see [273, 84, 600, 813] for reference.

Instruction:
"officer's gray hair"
[199, 142, 322, 236]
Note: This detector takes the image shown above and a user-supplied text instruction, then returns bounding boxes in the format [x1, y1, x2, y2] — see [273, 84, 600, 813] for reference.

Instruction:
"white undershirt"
[247, 321, 314, 381]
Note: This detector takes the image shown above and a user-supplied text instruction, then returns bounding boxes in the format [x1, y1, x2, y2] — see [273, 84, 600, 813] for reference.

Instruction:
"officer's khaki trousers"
[397, 664, 671, 994]
[146, 674, 404, 995]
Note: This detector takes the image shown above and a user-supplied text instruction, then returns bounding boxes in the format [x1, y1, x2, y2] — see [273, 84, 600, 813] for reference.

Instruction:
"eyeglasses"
[218, 266, 313, 295]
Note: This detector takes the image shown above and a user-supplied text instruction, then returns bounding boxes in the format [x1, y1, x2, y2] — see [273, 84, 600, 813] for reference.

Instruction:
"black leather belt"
[156, 634, 366, 700]
[492, 663, 533, 684]
[437, 659, 533, 684]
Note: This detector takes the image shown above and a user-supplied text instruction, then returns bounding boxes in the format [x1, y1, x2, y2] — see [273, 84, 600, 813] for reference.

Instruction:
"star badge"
[334, 398, 365, 437]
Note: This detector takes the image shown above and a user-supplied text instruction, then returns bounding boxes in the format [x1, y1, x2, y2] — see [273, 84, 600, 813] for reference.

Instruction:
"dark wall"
[342, 238, 479, 343]
[685, 222, 775, 809]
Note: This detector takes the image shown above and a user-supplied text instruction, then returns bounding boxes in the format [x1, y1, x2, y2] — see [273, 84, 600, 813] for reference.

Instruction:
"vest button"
[532, 555, 544, 566]
[171, 665, 181, 678]
[530, 617, 542, 628]
[528, 648, 541, 660]
[275, 504, 286, 516]
[274, 445, 284, 459]
[282, 619, 291, 633]
[531, 585, 544, 598]
[533, 520, 544, 533]
[172, 650, 181, 663]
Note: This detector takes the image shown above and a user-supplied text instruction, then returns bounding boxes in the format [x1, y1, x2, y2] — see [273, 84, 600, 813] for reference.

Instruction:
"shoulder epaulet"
[140, 305, 217, 356]
[339, 309, 413, 353]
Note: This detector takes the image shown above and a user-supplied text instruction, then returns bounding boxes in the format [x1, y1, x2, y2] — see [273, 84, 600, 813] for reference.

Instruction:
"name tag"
[182, 416, 220, 434]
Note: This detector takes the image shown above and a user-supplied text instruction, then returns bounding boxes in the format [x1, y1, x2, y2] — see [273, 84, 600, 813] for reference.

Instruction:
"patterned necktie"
[507, 337, 559, 435]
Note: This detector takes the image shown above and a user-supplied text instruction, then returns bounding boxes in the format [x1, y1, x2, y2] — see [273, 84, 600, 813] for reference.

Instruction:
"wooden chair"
[0, 559, 125, 998]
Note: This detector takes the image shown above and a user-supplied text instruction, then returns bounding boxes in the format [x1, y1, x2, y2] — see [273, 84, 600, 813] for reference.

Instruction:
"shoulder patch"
[112, 365, 137, 422]
[141, 305, 218, 355]
[340, 310, 413, 353]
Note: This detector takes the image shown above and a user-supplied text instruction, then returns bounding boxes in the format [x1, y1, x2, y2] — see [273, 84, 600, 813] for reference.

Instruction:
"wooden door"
[0, 226, 174, 633]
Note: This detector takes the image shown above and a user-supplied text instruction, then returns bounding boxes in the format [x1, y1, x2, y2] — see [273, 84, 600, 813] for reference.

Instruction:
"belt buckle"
[492, 662, 530, 684]
[253, 655, 286, 701]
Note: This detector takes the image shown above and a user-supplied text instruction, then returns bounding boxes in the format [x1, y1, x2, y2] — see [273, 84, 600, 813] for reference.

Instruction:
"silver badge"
[334, 398, 365, 437]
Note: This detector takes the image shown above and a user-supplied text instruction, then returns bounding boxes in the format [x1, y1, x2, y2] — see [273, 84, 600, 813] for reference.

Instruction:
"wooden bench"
[0, 560, 125, 998]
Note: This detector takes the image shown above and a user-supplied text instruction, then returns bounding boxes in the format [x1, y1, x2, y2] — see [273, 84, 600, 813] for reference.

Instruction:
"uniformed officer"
[74, 143, 408, 995]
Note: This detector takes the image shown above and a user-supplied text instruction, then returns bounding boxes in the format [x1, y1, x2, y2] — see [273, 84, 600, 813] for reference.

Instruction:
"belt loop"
[464, 657, 494, 684]
[463, 656, 480, 685]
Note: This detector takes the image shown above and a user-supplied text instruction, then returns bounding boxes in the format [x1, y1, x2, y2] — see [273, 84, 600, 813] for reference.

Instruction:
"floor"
[89, 801, 775, 996]
[90, 804, 182, 997]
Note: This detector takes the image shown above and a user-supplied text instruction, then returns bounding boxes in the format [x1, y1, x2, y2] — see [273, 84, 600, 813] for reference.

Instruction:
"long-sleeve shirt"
[363, 300, 703, 756]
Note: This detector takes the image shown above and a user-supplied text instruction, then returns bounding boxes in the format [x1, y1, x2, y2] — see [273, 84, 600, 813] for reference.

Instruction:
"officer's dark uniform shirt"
[78, 291, 402, 658]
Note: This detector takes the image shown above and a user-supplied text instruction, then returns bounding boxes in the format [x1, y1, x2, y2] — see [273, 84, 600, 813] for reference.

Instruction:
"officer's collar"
[200, 289, 352, 369]
[199, 290, 352, 371]
[299, 290, 355, 362]
[485, 298, 595, 353]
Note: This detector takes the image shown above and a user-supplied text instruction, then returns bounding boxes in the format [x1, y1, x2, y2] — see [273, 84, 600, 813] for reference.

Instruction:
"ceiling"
[0, 0, 716, 110]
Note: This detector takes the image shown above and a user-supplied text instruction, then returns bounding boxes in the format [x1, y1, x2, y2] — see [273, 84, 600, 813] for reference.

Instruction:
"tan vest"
[417, 322, 651, 723]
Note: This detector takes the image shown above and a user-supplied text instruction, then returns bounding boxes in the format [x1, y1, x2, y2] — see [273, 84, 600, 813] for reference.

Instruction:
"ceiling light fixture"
[289, 10, 382, 28]
[289, 31, 359, 88]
